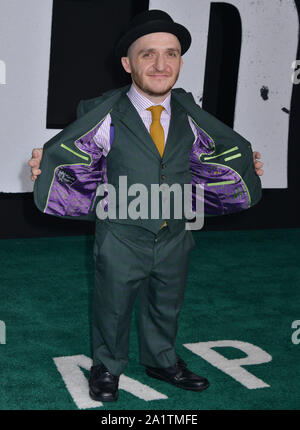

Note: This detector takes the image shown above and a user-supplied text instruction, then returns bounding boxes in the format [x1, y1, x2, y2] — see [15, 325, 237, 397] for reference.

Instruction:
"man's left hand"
[253, 151, 264, 176]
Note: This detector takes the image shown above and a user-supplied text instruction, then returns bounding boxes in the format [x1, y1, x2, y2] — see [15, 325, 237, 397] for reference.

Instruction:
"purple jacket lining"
[45, 119, 249, 217]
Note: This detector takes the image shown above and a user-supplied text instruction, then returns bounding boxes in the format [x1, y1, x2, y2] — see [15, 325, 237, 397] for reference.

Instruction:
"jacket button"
[161, 163, 166, 169]
[161, 175, 166, 181]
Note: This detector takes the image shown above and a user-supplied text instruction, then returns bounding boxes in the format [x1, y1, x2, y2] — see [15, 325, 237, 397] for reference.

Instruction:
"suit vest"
[101, 93, 195, 233]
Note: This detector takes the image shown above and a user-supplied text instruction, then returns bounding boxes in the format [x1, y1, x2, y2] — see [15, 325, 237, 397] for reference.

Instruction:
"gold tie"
[147, 105, 167, 229]
[147, 105, 165, 158]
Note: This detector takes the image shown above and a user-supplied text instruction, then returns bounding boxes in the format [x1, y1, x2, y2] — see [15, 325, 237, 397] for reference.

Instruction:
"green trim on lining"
[201, 161, 251, 207]
[189, 117, 215, 153]
[60, 144, 89, 161]
[224, 153, 242, 162]
[189, 117, 251, 208]
[203, 146, 239, 161]
[207, 180, 236, 186]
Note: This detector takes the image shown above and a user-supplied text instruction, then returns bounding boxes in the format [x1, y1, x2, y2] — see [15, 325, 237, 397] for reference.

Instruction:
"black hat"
[115, 9, 192, 58]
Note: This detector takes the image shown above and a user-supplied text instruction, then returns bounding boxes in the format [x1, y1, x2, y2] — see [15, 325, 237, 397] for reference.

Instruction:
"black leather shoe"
[145, 356, 209, 392]
[89, 364, 119, 402]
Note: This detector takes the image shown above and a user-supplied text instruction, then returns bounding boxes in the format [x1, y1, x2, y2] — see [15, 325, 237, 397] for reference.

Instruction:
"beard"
[130, 65, 180, 97]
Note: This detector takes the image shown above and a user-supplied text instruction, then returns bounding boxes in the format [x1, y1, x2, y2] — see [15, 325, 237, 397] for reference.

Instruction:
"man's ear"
[121, 56, 131, 74]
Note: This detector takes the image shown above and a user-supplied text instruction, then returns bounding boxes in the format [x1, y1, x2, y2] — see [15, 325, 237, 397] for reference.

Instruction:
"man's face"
[121, 32, 183, 98]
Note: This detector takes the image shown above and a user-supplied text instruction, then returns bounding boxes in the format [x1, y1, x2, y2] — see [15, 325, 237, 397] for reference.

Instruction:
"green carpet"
[0, 228, 300, 410]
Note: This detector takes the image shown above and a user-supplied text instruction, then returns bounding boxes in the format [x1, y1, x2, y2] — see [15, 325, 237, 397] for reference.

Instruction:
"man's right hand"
[28, 148, 43, 181]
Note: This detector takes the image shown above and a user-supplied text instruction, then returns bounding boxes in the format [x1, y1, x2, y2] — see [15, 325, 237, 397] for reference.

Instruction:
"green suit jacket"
[34, 84, 262, 224]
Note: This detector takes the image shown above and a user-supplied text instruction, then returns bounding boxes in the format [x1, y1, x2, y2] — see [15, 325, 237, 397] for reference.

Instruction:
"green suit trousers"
[92, 219, 196, 376]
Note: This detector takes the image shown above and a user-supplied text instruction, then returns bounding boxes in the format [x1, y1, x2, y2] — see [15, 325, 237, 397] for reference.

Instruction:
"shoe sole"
[89, 389, 119, 402]
[146, 369, 210, 392]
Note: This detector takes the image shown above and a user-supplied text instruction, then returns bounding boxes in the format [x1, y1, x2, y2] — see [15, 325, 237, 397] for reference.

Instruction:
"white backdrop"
[0, 0, 299, 192]
[0, 0, 59, 193]
[150, 0, 299, 189]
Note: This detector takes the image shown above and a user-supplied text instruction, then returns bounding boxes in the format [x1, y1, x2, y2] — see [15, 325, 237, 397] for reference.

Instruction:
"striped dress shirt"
[93, 83, 198, 153]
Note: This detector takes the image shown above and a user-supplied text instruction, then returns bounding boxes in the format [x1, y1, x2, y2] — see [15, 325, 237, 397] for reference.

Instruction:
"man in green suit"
[29, 10, 263, 402]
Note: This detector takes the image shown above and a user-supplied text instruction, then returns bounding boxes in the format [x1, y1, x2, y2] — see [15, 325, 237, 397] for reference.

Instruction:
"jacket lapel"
[53, 86, 130, 145]
[112, 93, 163, 161]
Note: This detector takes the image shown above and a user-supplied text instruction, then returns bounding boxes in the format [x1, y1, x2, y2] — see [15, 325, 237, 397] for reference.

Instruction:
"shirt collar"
[126, 83, 171, 116]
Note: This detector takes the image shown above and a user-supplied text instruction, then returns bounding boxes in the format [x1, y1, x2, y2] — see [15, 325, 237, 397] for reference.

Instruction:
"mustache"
[147, 73, 172, 76]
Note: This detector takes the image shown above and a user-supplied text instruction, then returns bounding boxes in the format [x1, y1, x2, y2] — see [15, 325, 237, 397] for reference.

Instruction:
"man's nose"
[154, 54, 166, 71]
